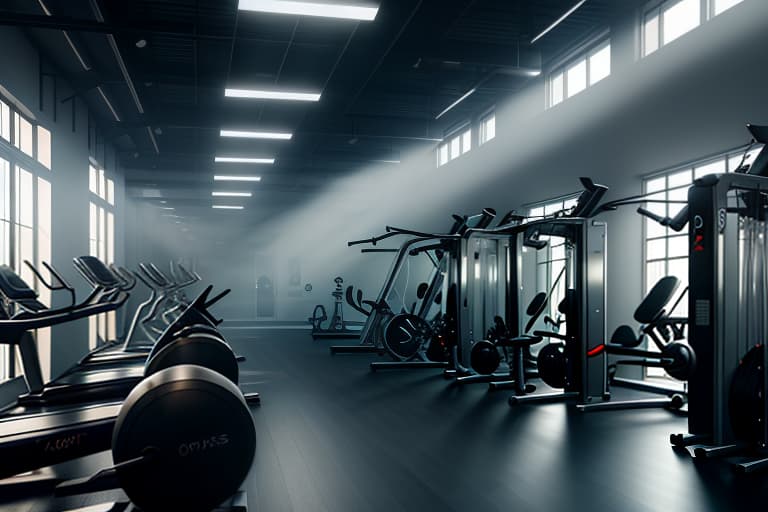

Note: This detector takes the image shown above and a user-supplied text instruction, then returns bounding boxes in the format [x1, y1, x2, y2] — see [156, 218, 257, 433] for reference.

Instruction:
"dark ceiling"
[0, 0, 641, 225]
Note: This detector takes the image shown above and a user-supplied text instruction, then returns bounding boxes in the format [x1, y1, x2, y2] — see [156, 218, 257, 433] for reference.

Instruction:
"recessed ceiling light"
[225, 88, 321, 102]
[220, 129, 293, 140]
[212, 205, 245, 210]
[238, 0, 379, 21]
[215, 156, 275, 164]
[212, 192, 253, 197]
[136, 39, 147, 48]
[214, 175, 263, 182]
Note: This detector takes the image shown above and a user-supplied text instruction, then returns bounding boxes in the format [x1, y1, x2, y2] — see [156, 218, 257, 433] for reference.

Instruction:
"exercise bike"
[309, 277, 360, 340]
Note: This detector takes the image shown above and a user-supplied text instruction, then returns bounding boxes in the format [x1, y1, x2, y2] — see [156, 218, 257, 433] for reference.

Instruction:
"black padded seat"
[634, 276, 680, 324]
[0, 265, 38, 301]
[75, 256, 121, 288]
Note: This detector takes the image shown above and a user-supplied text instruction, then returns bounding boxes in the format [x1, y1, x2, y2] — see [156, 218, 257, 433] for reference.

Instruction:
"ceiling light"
[161, 207, 175, 210]
[214, 175, 263, 182]
[96, 86, 121, 122]
[215, 156, 275, 164]
[238, 0, 378, 21]
[212, 205, 245, 210]
[531, 0, 588, 44]
[435, 87, 477, 120]
[212, 192, 253, 197]
[220, 130, 293, 140]
[225, 88, 321, 102]
[136, 39, 147, 48]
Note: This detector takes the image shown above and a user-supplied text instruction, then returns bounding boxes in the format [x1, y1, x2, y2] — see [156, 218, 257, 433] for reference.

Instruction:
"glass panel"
[529, 206, 544, 218]
[98, 169, 106, 199]
[450, 136, 460, 160]
[462, 129, 471, 154]
[107, 179, 115, 205]
[662, 0, 700, 46]
[14, 113, 33, 157]
[481, 114, 496, 144]
[589, 43, 611, 85]
[0, 159, 8, 222]
[667, 186, 689, 218]
[15, 167, 33, 227]
[89, 202, 98, 255]
[0, 100, 9, 141]
[544, 201, 563, 216]
[647, 238, 667, 260]
[107, 212, 114, 264]
[646, 261, 666, 294]
[89, 166, 98, 194]
[668, 235, 688, 258]
[694, 159, 725, 178]
[714, 0, 742, 15]
[644, 13, 660, 56]
[438, 144, 448, 166]
[566, 59, 587, 98]
[16, 226, 34, 284]
[98, 207, 106, 260]
[668, 169, 692, 188]
[37, 126, 51, 169]
[551, 72, 564, 106]
[646, 176, 666, 193]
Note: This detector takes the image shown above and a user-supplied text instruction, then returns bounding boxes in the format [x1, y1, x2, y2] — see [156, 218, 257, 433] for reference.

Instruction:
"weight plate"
[113, 365, 256, 512]
[383, 314, 432, 361]
[145, 334, 240, 385]
[537, 343, 567, 389]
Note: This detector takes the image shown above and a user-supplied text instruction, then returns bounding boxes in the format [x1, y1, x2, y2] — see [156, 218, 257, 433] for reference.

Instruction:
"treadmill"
[0, 263, 223, 406]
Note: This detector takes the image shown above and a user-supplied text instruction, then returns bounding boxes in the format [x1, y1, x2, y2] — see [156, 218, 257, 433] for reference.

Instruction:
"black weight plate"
[145, 334, 239, 385]
[113, 365, 256, 512]
[729, 345, 765, 444]
[537, 343, 567, 389]
[383, 314, 432, 361]
[471, 340, 501, 375]
[664, 342, 696, 381]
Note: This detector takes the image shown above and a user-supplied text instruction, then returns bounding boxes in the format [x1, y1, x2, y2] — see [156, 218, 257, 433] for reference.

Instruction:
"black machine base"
[370, 361, 449, 372]
[329, 345, 384, 355]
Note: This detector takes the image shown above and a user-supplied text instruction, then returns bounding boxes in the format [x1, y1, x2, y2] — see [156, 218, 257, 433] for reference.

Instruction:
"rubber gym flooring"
[2, 327, 768, 511]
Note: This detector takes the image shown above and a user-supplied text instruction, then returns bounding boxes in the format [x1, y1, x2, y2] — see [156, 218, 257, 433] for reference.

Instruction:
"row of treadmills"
[0, 256, 259, 512]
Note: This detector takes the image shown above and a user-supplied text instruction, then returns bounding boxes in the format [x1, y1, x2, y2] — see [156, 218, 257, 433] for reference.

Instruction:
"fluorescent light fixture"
[435, 87, 477, 120]
[212, 191, 253, 197]
[96, 86, 121, 122]
[225, 88, 321, 102]
[374, 159, 401, 164]
[161, 207, 175, 210]
[238, 0, 378, 20]
[212, 205, 245, 210]
[220, 129, 293, 140]
[214, 175, 263, 182]
[531, 0, 588, 44]
[215, 156, 275, 164]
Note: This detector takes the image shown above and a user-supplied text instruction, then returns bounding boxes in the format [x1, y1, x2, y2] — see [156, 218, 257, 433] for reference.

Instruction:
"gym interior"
[0, 0, 766, 511]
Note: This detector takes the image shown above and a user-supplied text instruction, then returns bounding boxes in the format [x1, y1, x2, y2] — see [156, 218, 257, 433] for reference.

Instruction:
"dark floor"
[3, 328, 768, 511]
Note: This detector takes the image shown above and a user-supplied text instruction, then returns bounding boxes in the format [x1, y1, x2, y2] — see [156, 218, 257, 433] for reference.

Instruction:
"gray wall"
[0, 26, 126, 377]
[124, 1, 768, 333]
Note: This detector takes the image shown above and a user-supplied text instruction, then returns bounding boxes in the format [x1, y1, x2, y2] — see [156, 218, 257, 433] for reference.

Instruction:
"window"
[642, 143, 762, 376]
[548, 39, 611, 108]
[88, 166, 116, 349]
[0, 100, 9, 142]
[713, 0, 742, 15]
[13, 113, 33, 157]
[436, 126, 472, 167]
[37, 126, 51, 170]
[479, 113, 496, 145]
[643, 0, 743, 57]
[0, 97, 53, 383]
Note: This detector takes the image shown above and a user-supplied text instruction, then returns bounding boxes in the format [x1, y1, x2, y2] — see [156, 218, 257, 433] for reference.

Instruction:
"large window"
[0, 96, 53, 383]
[548, 39, 611, 108]
[437, 126, 472, 167]
[88, 164, 116, 349]
[643, 0, 744, 57]
[479, 113, 496, 145]
[642, 143, 762, 375]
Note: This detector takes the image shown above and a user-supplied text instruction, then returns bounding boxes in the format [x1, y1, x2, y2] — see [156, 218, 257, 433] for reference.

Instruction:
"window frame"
[437, 123, 473, 167]
[547, 36, 612, 108]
